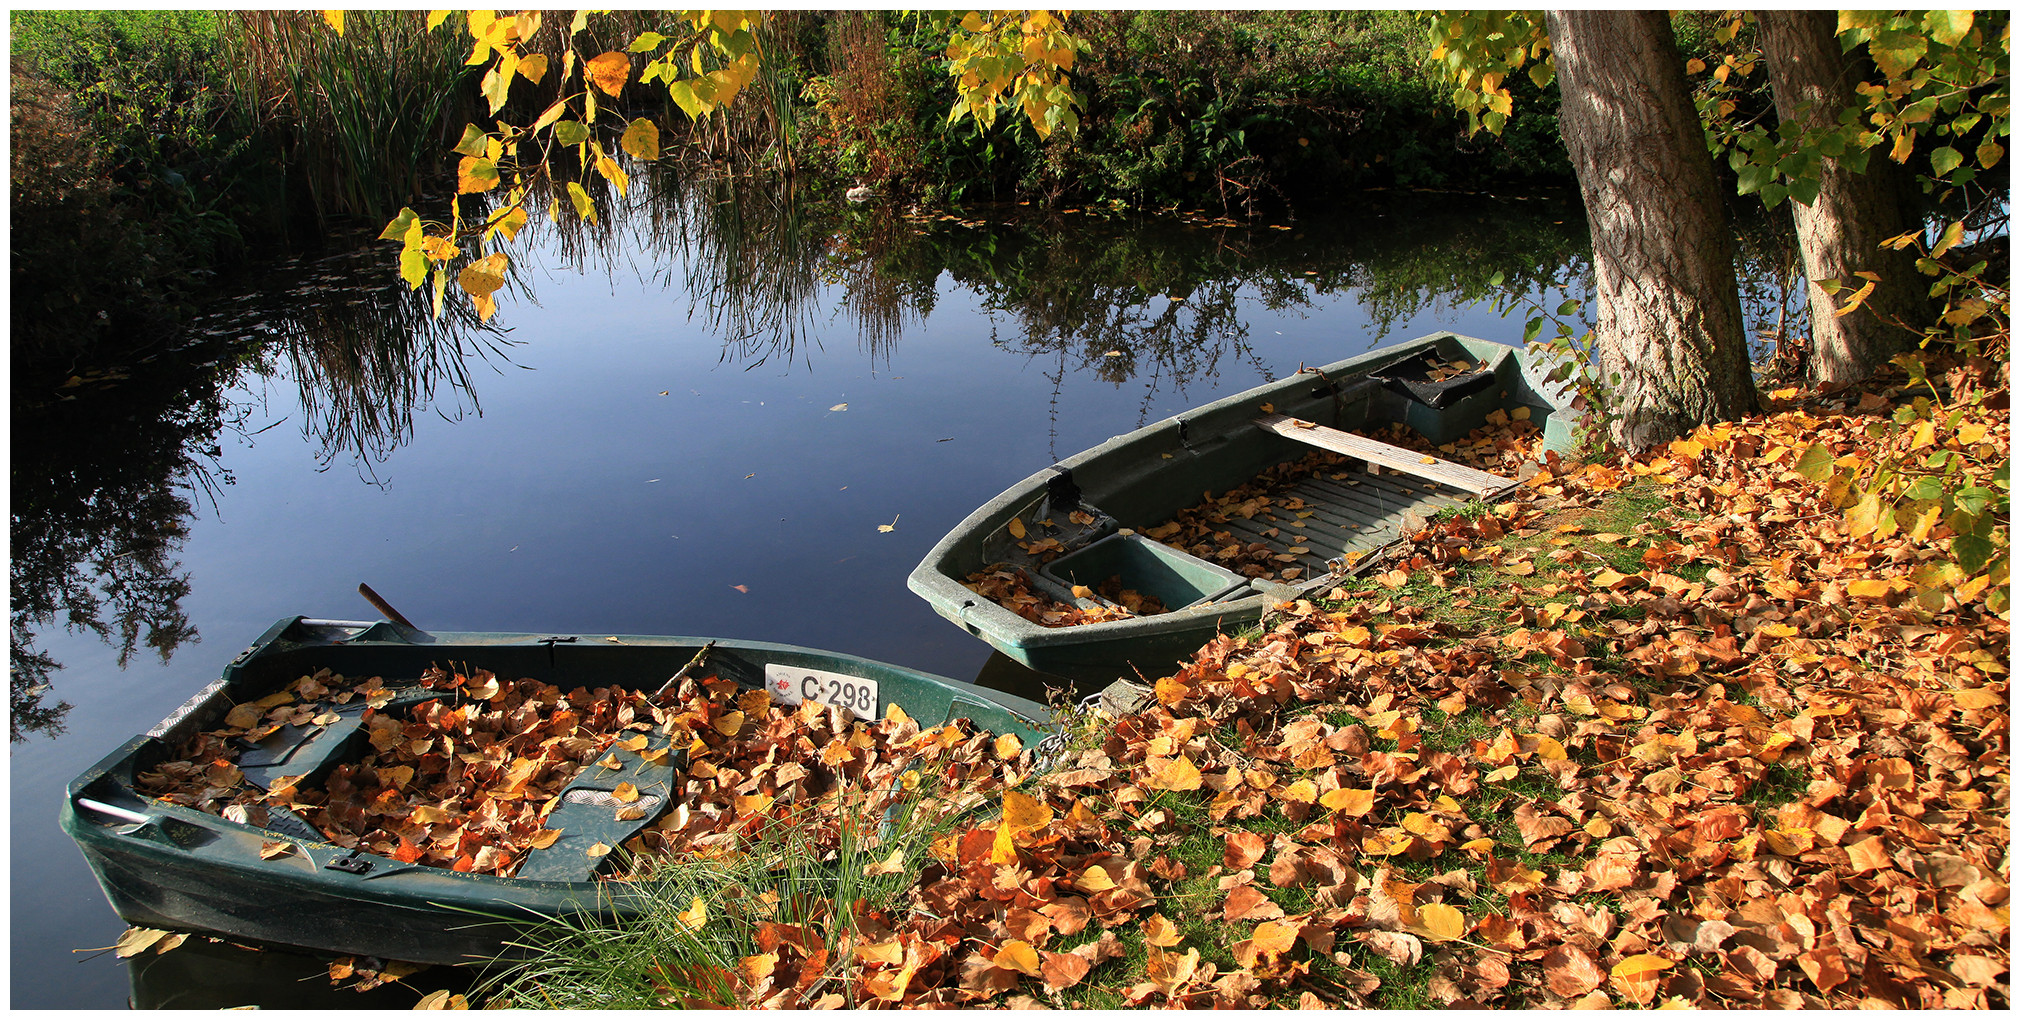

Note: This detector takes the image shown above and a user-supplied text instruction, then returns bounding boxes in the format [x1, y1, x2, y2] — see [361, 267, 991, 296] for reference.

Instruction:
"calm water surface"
[10, 178, 1622, 1007]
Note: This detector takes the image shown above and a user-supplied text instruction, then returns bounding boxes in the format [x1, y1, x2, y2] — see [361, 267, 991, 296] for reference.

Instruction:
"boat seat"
[235, 686, 438, 792]
[1252, 412, 1512, 496]
[513, 733, 685, 883]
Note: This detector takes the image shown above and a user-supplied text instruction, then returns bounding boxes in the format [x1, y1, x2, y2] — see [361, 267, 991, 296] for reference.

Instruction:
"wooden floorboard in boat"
[1201, 460, 1469, 577]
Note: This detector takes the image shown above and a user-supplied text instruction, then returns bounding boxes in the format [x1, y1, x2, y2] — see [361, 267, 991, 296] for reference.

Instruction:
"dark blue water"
[11, 183, 1621, 1007]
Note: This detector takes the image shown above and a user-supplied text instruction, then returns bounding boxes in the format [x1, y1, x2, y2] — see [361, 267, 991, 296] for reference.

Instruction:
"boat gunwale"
[906, 331, 1577, 664]
[62, 617, 1057, 961]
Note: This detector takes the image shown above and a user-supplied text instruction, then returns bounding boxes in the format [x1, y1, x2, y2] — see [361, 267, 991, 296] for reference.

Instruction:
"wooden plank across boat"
[907, 332, 1577, 682]
[60, 617, 1050, 965]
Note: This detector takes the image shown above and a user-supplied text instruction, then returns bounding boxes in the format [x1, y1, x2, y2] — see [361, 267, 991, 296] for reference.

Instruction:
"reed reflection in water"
[10, 168, 1607, 742]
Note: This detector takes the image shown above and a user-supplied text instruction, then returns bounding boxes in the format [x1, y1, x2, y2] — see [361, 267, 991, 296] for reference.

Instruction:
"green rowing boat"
[61, 616, 1049, 965]
[907, 332, 1578, 682]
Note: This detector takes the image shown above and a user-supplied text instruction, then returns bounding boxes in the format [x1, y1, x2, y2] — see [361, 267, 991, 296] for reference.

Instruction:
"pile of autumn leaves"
[141, 667, 1017, 879]
[861, 385, 2004, 1007]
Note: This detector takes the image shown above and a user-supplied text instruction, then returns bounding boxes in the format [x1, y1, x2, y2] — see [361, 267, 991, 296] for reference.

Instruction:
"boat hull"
[908, 332, 1577, 683]
[62, 617, 1051, 965]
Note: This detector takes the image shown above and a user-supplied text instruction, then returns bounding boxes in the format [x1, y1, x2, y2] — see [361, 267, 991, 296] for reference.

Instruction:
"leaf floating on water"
[731, 584, 749, 594]
[830, 403, 848, 412]
[109, 927, 171, 958]
[414, 989, 469, 1010]
[879, 514, 900, 533]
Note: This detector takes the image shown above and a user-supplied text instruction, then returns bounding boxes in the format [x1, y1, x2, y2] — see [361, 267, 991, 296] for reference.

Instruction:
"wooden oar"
[357, 583, 417, 629]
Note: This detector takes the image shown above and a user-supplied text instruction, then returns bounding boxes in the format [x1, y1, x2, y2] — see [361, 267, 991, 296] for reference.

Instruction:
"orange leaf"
[585, 50, 630, 96]
[1223, 831, 1267, 871]
[1417, 902, 1468, 942]
[612, 782, 640, 803]
[528, 828, 562, 850]
[995, 733, 1024, 759]
[1544, 945, 1605, 998]
[1222, 884, 1285, 921]
[1143, 913, 1183, 947]
[1249, 919, 1300, 960]
[1040, 950, 1091, 991]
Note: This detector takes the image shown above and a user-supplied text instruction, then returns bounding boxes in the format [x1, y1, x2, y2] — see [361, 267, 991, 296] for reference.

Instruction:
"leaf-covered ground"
[799, 380, 2008, 1008]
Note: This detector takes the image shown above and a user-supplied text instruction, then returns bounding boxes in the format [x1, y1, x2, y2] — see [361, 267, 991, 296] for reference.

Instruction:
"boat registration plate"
[764, 664, 879, 718]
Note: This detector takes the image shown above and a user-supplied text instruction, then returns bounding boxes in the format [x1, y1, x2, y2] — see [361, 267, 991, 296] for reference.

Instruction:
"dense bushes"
[794, 11, 1573, 211]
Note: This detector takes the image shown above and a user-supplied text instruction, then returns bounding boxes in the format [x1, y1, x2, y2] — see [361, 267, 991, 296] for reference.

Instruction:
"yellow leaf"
[322, 11, 345, 36]
[259, 840, 295, 860]
[1142, 756, 1203, 792]
[1143, 913, 1184, 947]
[678, 896, 708, 931]
[712, 710, 745, 736]
[1280, 779, 1318, 803]
[857, 940, 903, 965]
[1001, 789, 1053, 836]
[1612, 954, 1672, 978]
[517, 53, 549, 85]
[456, 156, 499, 194]
[1007, 517, 1027, 540]
[585, 51, 630, 97]
[1074, 864, 1117, 893]
[1847, 578, 1894, 599]
[995, 733, 1024, 759]
[529, 828, 562, 849]
[1418, 902, 1468, 942]
[994, 939, 1044, 977]
[620, 117, 660, 161]
[862, 848, 906, 876]
[586, 841, 612, 857]
[1319, 787, 1377, 816]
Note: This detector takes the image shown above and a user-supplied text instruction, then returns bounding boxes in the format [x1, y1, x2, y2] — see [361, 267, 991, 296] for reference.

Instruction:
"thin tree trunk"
[1756, 10, 1928, 385]
[1546, 10, 1760, 453]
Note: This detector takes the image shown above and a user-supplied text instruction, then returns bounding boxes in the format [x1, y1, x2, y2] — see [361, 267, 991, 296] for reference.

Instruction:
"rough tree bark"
[1545, 10, 1761, 453]
[1756, 10, 1929, 386]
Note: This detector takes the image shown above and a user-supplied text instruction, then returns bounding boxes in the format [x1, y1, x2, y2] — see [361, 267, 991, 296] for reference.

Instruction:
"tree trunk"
[1546, 10, 1760, 453]
[1756, 10, 1928, 386]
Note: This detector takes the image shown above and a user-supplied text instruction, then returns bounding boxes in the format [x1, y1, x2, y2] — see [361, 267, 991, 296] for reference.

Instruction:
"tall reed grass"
[213, 10, 475, 223]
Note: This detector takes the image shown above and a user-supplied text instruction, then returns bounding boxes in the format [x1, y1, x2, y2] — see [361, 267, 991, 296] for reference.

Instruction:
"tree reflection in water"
[8, 168, 1604, 740]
